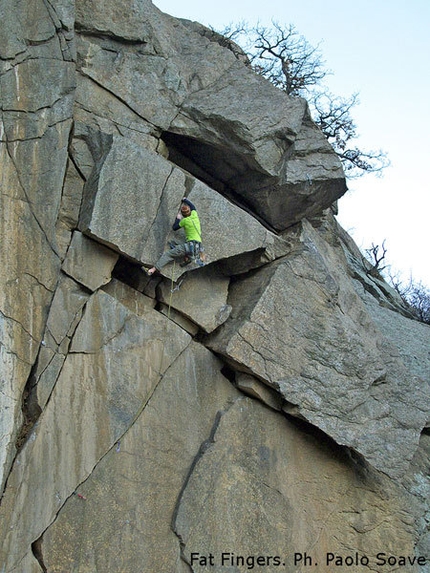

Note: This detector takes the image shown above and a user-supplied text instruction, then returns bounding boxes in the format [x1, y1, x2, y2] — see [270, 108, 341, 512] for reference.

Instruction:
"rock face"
[206, 219, 428, 479]
[0, 1, 428, 572]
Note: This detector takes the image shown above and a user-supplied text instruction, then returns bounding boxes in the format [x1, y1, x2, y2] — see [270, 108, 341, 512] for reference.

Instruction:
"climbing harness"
[185, 240, 200, 257]
[188, 214, 205, 266]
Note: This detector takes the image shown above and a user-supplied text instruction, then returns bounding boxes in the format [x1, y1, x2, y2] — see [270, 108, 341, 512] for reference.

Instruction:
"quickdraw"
[171, 277, 185, 294]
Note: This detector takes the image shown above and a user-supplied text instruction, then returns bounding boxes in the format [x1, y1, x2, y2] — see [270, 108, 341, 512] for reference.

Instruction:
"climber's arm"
[182, 197, 196, 211]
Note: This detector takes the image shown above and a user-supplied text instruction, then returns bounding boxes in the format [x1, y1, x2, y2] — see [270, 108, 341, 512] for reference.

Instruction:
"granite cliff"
[0, 1, 429, 572]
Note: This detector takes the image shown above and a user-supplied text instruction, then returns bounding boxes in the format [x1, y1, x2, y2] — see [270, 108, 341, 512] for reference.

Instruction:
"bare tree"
[388, 273, 430, 324]
[248, 22, 327, 95]
[218, 21, 389, 178]
[310, 91, 388, 177]
[365, 245, 430, 324]
[220, 22, 327, 95]
[364, 241, 388, 277]
[405, 282, 430, 324]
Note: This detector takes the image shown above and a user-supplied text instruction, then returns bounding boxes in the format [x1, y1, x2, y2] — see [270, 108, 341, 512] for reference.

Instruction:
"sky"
[154, 0, 430, 287]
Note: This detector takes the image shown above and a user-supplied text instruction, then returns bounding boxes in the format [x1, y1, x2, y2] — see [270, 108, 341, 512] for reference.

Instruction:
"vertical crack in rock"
[32, 337, 197, 547]
[14, 362, 42, 454]
[31, 536, 47, 572]
[171, 403, 234, 567]
[42, 0, 76, 63]
[145, 164, 176, 247]
[67, 145, 87, 183]
[77, 128, 114, 232]
[3, 290, 90, 500]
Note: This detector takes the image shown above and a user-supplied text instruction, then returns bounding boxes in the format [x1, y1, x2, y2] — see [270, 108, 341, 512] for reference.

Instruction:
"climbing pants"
[155, 238, 189, 270]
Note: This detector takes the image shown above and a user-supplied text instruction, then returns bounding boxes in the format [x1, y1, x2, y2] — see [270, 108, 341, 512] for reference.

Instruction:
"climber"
[146, 197, 204, 276]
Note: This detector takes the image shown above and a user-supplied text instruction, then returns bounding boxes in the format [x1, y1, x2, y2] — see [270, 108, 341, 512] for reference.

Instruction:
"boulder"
[170, 73, 346, 230]
[78, 136, 184, 263]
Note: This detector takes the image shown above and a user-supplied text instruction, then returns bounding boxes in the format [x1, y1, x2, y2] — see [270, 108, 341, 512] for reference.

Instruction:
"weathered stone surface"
[74, 0, 346, 231]
[76, 0, 154, 42]
[78, 136, 291, 279]
[345, 260, 430, 386]
[32, 274, 90, 409]
[175, 397, 418, 571]
[236, 372, 283, 411]
[401, 432, 430, 559]
[0, 0, 55, 62]
[56, 158, 86, 259]
[40, 344, 241, 573]
[159, 303, 200, 336]
[102, 278, 157, 312]
[1, 0, 429, 570]
[0, 114, 66, 495]
[206, 220, 429, 479]
[1, 58, 75, 244]
[158, 265, 232, 333]
[186, 180, 292, 274]
[62, 231, 119, 291]
[171, 75, 346, 230]
[0, 287, 191, 570]
[74, 0, 244, 132]
[0, 0, 75, 493]
[78, 136, 185, 263]
[46, 275, 89, 347]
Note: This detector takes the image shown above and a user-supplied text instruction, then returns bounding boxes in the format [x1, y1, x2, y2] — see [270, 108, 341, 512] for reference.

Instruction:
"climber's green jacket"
[179, 209, 201, 242]
[173, 198, 201, 242]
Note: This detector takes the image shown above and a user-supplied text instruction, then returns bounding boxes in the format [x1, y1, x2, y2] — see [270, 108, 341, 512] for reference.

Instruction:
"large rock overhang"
[162, 107, 347, 232]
